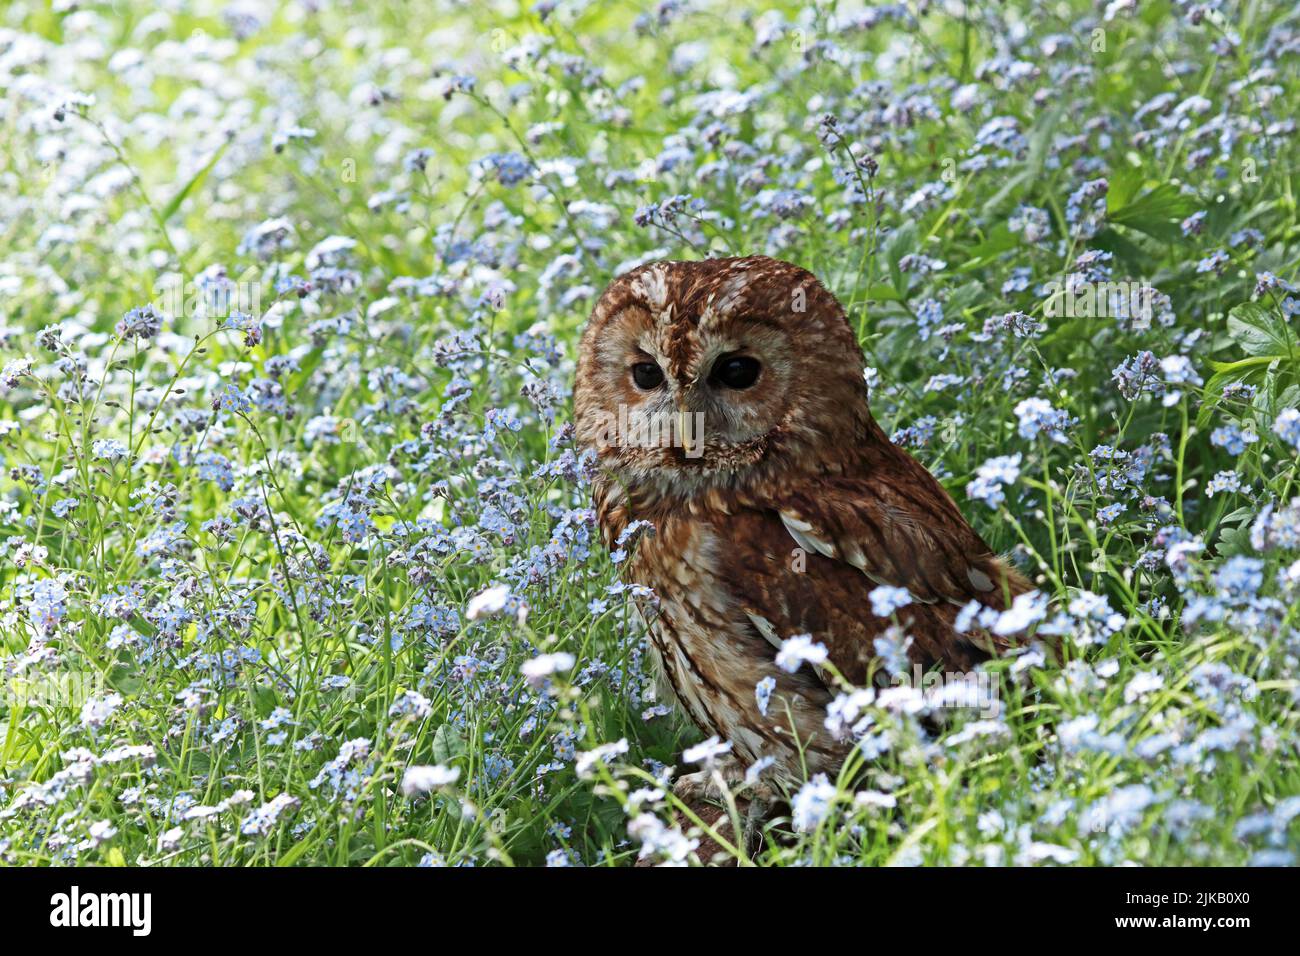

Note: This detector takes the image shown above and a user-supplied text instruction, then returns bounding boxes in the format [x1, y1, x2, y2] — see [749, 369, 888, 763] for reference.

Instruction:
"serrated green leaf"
[1216, 522, 1254, 557]
[1109, 183, 1198, 241]
[1226, 301, 1295, 359]
[1107, 167, 1145, 211]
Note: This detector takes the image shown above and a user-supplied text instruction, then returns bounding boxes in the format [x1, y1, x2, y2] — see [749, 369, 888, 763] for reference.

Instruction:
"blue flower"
[1210, 424, 1255, 456]
[1273, 408, 1300, 451]
[966, 454, 1022, 509]
[1014, 397, 1072, 443]
[1214, 556, 1264, 599]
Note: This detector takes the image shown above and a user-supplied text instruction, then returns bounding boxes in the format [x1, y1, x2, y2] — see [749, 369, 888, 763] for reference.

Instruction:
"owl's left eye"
[710, 355, 761, 390]
[631, 362, 665, 390]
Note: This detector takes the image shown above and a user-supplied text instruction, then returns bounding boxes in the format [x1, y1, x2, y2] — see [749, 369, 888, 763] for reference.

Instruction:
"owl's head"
[574, 256, 874, 498]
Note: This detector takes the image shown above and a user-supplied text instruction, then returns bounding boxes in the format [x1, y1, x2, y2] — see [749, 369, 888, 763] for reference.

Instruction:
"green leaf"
[431, 723, 465, 766]
[956, 225, 1018, 271]
[277, 836, 317, 866]
[1226, 301, 1295, 358]
[1197, 363, 1265, 429]
[979, 107, 1065, 217]
[1107, 167, 1145, 212]
[1218, 506, 1255, 527]
[864, 283, 902, 302]
[946, 280, 986, 316]
[1108, 183, 1198, 241]
[251, 683, 279, 720]
[1208, 356, 1278, 373]
[286, 347, 325, 394]
[881, 220, 917, 293]
[1216, 522, 1254, 558]
[980, 168, 1032, 217]
[1042, 314, 1105, 348]
[160, 139, 231, 223]
[1091, 226, 1154, 274]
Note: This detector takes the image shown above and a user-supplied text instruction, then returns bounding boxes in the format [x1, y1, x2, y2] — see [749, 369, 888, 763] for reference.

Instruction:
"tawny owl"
[574, 256, 1031, 793]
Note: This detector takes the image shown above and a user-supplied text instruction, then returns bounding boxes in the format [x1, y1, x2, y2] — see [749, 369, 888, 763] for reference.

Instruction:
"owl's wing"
[722, 464, 1033, 689]
[769, 464, 1026, 611]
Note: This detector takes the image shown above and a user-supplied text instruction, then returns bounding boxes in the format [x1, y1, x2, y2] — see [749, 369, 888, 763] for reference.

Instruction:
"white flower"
[825, 688, 876, 739]
[744, 756, 776, 785]
[854, 790, 898, 810]
[86, 820, 117, 845]
[628, 813, 698, 865]
[1272, 407, 1300, 451]
[1018, 842, 1080, 865]
[240, 793, 300, 837]
[520, 652, 575, 687]
[575, 738, 629, 778]
[182, 804, 224, 821]
[791, 774, 838, 831]
[966, 453, 1022, 509]
[682, 735, 732, 764]
[1013, 397, 1071, 443]
[1058, 714, 1099, 743]
[876, 684, 926, 716]
[388, 689, 432, 718]
[993, 590, 1048, 635]
[625, 787, 667, 813]
[775, 633, 828, 673]
[1123, 670, 1164, 703]
[401, 764, 461, 796]
[305, 234, 356, 269]
[868, 585, 912, 617]
[946, 718, 1010, 746]
[80, 693, 123, 730]
[158, 827, 184, 853]
[466, 584, 511, 620]
[1010, 648, 1046, 675]
[955, 598, 995, 633]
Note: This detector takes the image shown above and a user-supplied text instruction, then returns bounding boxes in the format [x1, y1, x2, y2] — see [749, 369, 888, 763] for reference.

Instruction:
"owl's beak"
[676, 405, 704, 459]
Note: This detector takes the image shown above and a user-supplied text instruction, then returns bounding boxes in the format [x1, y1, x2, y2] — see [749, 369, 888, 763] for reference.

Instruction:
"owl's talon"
[742, 794, 774, 850]
[672, 751, 754, 802]
[671, 768, 728, 805]
[674, 760, 778, 849]
[673, 765, 776, 861]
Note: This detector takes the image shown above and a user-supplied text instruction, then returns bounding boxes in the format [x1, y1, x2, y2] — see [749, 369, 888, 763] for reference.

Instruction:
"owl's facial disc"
[583, 315, 795, 475]
[575, 256, 870, 493]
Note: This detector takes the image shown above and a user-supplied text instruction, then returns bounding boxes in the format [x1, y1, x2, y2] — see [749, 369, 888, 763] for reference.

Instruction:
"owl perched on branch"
[574, 256, 1031, 802]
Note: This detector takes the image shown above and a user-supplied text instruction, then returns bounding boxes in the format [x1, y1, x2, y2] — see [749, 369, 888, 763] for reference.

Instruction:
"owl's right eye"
[631, 362, 665, 390]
